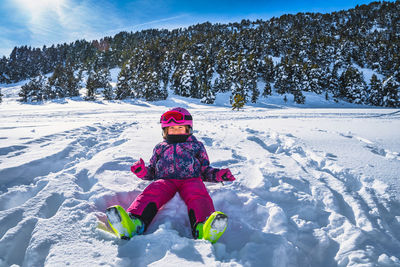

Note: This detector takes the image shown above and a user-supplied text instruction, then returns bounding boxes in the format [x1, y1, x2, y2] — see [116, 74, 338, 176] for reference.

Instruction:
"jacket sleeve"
[197, 142, 219, 182]
[142, 144, 161, 180]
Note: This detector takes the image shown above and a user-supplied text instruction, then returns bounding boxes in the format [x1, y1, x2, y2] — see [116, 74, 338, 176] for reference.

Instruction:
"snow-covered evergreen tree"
[160, 51, 172, 91]
[328, 65, 341, 102]
[306, 65, 323, 94]
[46, 64, 80, 99]
[214, 48, 232, 93]
[0, 56, 10, 84]
[339, 67, 367, 104]
[85, 71, 97, 101]
[171, 53, 196, 97]
[19, 74, 46, 102]
[85, 68, 112, 100]
[382, 76, 400, 107]
[229, 54, 247, 105]
[198, 55, 215, 104]
[290, 62, 306, 104]
[140, 68, 165, 101]
[247, 53, 259, 103]
[368, 74, 383, 106]
[115, 63, 132, 99]
[263, 82, 272, 98]
[259, 56, 274, 83]
[47, 64, 66, 98]
[64, 64, 81, 97]
[274, 58, 292, 95]
[42, 79, 55, 100]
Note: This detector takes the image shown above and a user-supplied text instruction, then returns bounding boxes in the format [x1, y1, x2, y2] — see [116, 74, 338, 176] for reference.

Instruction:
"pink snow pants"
[127, 177, 215, 226]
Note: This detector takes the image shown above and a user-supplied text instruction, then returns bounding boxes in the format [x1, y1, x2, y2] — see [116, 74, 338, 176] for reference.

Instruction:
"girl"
[106, 107, 235, 243]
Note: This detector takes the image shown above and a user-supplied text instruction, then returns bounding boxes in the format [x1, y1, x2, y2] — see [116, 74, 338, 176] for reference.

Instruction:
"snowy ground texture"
[1, 86, 400, 266]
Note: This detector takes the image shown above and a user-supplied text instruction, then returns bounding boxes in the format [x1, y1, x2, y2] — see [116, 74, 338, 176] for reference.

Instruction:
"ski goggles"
[160, 110, 192, 124]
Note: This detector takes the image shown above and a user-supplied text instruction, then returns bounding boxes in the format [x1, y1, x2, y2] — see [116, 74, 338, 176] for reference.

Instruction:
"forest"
[0, 1, 399, 107]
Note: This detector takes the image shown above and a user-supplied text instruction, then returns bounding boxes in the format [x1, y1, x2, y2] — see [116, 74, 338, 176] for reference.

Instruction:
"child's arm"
[197, 142, 236, 183]
[131, 145, 160, 180]
[197, 142, 220, 182]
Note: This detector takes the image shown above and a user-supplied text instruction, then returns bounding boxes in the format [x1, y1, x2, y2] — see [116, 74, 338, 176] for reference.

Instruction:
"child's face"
[168, 125, 187, 135]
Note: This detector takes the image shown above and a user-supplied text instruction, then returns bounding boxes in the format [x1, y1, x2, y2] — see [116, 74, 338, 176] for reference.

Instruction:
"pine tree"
[160, 51, 172, 91]
[132, 45, 167, 101]
[171, 53, 197, 97]
[230, 55, 247, 105]
[263, 82, 272, 97]
[42, 79, 55, 100]
[198, 56, 215, 104]
[247, 53, 259, 103]
[229, 53, 259, 105]
[293, 90, 306, 104]
[115, 63, 132, 99]
[214, 48, 232, 93]
[368, 74, 383, 106]
[291, 62, 306, 104]
[283, 95, 288, 103]
[259, 56, 274, 83]
[64, 64, 81, 97]
[232, 93, 245, 110]
[0, 88, 3, 103]
[102, 77, 114, 100]
[86, 68, 112, 100]
[307, 66, 323, 94]
[382, 76, 400, 107]
[328, 66, 340, 102]
[48, 64, 67, 98]
[85, 71, 97, 101]
[103, 85, 114, 100]
[274, 59, 291, 95]
[19, 74, 46, 102]
[141, 68, 163, 101]
[339, 67, 367, 104]
[0, 56, 10, 84]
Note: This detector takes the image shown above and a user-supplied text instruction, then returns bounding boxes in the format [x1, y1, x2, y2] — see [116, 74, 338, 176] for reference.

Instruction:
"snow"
[0, 82, 400, 266]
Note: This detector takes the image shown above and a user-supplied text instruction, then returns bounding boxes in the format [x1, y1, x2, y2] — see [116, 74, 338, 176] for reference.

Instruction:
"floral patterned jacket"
[142, 135, 219, 182]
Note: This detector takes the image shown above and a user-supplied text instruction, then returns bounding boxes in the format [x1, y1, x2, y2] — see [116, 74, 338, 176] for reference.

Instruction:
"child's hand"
[215, 169, 236, 182]
[131, 158, 147, 179]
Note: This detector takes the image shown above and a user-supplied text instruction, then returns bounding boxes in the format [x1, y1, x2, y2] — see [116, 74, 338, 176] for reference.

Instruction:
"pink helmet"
[160, 107, 193, 129]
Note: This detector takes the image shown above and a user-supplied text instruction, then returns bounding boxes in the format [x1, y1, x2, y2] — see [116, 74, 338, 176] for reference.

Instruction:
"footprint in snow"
[38, 193, 65, 219]
[0, 209, 24, 240]
[0, 217, 38, 267]
[0, 180, 48, 211]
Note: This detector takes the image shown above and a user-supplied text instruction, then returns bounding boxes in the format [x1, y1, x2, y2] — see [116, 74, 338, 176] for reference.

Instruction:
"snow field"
[0, 98, 399, 266]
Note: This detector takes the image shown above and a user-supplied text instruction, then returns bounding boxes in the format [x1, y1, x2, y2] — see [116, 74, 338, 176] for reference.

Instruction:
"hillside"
[0, 1, 399, 107]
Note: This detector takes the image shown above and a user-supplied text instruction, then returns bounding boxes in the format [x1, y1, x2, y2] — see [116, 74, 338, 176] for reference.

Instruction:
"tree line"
[1, 1, 399, 107]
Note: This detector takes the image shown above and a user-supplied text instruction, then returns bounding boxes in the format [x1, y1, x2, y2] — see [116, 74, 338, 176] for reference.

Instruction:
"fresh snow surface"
[0, 86, 400, 266]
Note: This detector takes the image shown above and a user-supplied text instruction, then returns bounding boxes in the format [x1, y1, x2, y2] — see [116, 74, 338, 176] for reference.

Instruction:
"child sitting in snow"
[106, 107, 235, 243]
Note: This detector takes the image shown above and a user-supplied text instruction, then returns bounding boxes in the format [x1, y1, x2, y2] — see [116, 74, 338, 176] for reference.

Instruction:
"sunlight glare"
[14, 0, 65, 15]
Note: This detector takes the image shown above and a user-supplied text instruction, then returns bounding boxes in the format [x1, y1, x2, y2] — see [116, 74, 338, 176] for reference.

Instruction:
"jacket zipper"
[173, 144, 177, 177]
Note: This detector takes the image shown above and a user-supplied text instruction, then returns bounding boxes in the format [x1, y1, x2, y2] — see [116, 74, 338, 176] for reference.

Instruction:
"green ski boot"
[106, 205, 144, 240]
[195, 211, 228, 244]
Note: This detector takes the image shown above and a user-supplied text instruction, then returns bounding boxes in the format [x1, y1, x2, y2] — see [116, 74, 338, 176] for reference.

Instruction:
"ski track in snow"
[338, 132, 400, 162]
[0, 105, 399, 267]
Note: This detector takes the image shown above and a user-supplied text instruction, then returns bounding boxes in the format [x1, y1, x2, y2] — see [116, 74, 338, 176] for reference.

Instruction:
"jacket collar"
[166, 134, 193, 144]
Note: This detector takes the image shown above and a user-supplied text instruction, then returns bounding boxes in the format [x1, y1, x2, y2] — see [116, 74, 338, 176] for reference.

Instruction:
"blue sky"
[0, 0, 391, 57]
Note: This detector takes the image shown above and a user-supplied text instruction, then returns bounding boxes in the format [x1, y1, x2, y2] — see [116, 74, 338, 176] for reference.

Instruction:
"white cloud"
[6, 0, 125, 47]
[1, 0, 220, 53]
